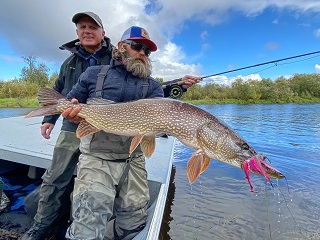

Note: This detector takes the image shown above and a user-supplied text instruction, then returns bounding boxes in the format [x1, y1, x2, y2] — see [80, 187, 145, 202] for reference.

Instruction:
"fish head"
[197, 120, 284, 190]
[197, 120, 257, 168]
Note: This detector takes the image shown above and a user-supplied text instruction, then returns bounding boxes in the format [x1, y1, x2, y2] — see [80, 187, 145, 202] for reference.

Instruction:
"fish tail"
[25, 105, 61, 118]
[25, 87, 65, 118]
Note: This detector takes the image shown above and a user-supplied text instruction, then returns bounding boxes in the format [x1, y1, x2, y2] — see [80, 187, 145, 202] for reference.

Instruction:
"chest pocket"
[95, 65, 149, 98]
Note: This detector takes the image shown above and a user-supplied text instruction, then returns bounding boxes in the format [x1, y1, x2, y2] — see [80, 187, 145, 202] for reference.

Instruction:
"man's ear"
[118, 42, 126, 52]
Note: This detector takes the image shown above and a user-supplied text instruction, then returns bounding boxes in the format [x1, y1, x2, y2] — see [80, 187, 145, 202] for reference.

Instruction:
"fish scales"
[26, 87, 285, 191]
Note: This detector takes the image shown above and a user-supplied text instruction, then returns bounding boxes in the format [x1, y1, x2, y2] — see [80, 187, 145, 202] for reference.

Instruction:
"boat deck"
[0, 116, 175, 239]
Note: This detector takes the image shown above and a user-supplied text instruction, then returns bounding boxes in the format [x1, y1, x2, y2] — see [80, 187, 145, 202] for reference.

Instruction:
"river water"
[1, 104, 319, 240]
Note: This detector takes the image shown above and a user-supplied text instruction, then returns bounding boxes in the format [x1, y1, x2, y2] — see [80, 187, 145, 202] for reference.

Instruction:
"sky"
[1, 0, 320, 85]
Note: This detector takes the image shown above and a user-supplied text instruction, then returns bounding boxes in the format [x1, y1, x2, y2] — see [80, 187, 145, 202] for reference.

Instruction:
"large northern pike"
[26, 87, 284, 191]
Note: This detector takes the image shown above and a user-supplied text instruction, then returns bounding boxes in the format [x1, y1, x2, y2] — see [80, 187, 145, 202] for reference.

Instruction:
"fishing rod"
[162, 50, 320, 98]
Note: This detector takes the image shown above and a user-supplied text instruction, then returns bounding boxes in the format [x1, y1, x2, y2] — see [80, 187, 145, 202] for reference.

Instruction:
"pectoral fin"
[187, 151, 211, 184]
[130, 134, 145, 156]
[130, 135, 156, 158]
[76, 120, 100, 138]
[140, 137, 156, 158]
[200, 155, 211, 174]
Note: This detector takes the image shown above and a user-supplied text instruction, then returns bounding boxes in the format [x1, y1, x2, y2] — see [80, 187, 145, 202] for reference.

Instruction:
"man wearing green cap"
[20, 11, 113, 240]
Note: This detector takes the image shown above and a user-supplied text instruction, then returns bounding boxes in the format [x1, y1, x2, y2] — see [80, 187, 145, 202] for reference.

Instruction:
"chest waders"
[95, 65, 149, 198]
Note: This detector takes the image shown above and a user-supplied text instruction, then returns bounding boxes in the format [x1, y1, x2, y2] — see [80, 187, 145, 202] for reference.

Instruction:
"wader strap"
[142, 78, 149, 98]
[96, 65, 110, 97]
[115, 157, 132, 198]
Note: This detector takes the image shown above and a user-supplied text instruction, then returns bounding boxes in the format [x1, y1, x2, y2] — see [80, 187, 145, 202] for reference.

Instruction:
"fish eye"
[242, 143, 250, 151]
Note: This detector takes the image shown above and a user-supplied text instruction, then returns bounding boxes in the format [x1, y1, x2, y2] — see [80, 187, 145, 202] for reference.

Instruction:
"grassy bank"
[0, 97, 39, 108]
[187, 98, 320, 105]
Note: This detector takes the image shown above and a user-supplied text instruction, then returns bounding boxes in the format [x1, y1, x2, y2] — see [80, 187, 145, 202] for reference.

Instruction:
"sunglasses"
[124, 40, 151, 56]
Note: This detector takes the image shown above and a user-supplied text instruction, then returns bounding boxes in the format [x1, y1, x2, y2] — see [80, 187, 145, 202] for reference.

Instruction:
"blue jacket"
[67, 59, 164, 102]
[66, 59, 164, 159]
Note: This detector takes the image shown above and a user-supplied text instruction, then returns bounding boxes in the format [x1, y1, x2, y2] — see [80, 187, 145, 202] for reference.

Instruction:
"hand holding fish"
[61, 98, 83, 124]
[26, 87, 285, 191]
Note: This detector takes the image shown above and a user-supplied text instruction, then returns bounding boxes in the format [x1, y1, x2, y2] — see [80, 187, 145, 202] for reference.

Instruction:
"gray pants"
[34, 131, 80, 226]
[65, 154, 149, 240]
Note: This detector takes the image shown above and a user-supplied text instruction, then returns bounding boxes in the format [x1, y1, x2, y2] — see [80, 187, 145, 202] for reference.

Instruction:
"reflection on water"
[161, 103, 320, 240]
[0, 108, 33, 119]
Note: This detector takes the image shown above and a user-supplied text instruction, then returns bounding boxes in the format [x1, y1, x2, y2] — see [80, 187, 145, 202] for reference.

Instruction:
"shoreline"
[1, 97, 320, 108]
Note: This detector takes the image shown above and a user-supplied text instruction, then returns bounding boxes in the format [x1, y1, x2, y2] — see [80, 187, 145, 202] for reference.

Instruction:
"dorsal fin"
[37, 87, 65, 106]
[87, 98, 115, 105]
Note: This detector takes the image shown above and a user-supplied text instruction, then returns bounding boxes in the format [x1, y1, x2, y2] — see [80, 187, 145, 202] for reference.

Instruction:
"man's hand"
[41, 123, 55, 139]
[61, 98, 83, 124]
[181, 75, 202, 89]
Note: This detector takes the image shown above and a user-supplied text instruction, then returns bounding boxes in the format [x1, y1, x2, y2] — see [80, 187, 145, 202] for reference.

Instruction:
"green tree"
[20, 55, 50, 87]
[274, 76, 294, 101]
[48, 72, 59, 87]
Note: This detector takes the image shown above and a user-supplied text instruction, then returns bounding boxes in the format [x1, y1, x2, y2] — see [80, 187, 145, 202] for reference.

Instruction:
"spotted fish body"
[26, 87, 284, 190]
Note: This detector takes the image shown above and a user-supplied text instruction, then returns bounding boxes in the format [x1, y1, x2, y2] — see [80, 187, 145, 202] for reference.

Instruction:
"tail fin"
[25, 87, 65, 118]
[25, 105, 61, 118]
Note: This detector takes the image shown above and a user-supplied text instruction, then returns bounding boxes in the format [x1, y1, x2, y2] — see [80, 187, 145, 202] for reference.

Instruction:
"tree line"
[1, 55, 320, 104]
[180, 73, 320, 103]
[0, 55, 57, 99]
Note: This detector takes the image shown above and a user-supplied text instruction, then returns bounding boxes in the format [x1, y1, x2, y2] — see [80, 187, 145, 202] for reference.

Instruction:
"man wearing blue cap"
[20, 15, 200, 239]
[62, 26, 172, 240]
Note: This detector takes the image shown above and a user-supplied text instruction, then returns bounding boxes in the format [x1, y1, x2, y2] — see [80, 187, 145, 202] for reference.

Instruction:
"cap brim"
[128, 38, 157, 52]
[72, 13, 103, 28]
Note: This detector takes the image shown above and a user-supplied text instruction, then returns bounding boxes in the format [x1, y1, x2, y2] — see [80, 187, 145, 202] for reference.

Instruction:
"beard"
[122, 51, 152, 78]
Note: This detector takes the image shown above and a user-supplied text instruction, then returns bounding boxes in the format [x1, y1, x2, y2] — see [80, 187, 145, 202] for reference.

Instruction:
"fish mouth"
[242, 154, 285, 192]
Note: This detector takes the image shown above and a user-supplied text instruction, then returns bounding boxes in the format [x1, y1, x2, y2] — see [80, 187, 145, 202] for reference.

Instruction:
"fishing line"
[164, 50, 320, 98]
[275, 185, 311, 239]
[201, 50, 320, 79]
[265, 183, 272, 240]
[251, 54, 320, 76]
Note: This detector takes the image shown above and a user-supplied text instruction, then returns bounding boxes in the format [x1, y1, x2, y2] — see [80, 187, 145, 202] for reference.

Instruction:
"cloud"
[265, 42, 279, 50]
[200, 31, 209, 41]
[0, 54, 23, 63]
[202, 73, 262, 86]
[314, 29, 320, 38]
[315, 64, 320, 73]
[152, 42, 201, 81]
[1, 0, 320, 80]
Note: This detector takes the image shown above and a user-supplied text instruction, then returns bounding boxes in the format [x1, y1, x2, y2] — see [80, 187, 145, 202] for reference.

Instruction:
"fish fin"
[76, 120, 100, 138]
[130, 135, 156, 158]
[200, 155, 211, 174]
[140, 137, 156, 158]
[87, 98, 115, 105]
[130, 134, 145, 156]
[25, 87, 66, 118]
[25, 105, 61, 118]
[187, 153, 205, 184]
[37, 87, 65, 106]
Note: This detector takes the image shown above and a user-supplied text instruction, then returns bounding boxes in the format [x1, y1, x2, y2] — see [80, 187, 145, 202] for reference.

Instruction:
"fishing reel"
[168, 84, 183, 99]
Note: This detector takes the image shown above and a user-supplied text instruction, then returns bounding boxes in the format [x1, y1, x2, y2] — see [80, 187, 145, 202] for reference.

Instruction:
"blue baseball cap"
[121, 26, 157, 52]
